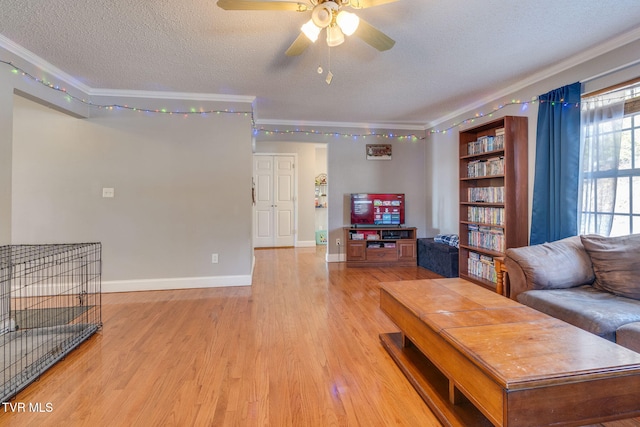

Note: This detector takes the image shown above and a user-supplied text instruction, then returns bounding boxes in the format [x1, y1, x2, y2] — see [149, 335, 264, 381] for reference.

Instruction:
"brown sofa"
[503, 234, 640, 352]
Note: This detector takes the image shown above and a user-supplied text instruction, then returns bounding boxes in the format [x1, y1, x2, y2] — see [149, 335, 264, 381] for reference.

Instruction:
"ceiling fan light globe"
[326, 25, 345, 47]
[336, 11, 360, 36]
[311, 4, 334, 28]
[301, 19, 321, 42]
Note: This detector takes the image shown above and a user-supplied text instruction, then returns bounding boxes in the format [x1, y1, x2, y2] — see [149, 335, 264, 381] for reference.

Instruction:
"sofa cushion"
[518, 286, 640, 341]
[580, 234, 640, 300]
[616, 322, 640, 353]
[505, 236, 594, 291]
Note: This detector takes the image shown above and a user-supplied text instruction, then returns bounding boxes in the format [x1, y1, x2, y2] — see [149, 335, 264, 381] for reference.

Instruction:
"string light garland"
[2, 58, 604, 141]
[428, 97, 583, 134]
[1, 59, 254, 117]
[4, 58, 422, 141]
[255, 127, 423, 141]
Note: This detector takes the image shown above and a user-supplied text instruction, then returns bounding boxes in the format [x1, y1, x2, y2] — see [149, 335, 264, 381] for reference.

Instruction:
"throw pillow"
[580, 234, 640, 300]
[506, 236, 595, 291]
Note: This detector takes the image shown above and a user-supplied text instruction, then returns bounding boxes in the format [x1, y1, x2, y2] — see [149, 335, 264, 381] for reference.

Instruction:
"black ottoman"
[417, 238, 459, 278]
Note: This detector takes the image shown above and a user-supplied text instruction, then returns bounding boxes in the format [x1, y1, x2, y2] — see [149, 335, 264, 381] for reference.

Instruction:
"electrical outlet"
[211, 253, 219, 264]
[336, 238, 341, 246]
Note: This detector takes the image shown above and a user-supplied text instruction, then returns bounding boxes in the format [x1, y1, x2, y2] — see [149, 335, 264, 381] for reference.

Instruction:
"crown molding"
[0, 33, 93, 93]
[88, 88, 255, 104]
[0, 34, 255, 106]
[255, 119, 426, 132]
[427, 25, 640, 130]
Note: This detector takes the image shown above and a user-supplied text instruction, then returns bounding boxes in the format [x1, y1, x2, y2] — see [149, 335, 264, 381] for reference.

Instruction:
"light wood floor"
[1, 247, 639, 426]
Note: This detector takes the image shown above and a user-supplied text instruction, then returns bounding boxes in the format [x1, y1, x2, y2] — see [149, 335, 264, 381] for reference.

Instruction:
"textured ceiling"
[1, 0, 640, 128]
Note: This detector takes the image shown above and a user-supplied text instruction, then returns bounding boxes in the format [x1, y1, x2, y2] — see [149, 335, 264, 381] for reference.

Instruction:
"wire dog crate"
[0, 243, 101, 402]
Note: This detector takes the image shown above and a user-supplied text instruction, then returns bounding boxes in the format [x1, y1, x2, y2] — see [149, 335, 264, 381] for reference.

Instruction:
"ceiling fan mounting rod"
[312, 0, 349, 7]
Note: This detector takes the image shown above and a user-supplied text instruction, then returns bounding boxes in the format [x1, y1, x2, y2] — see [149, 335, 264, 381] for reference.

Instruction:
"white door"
[253, 155, 296, 247]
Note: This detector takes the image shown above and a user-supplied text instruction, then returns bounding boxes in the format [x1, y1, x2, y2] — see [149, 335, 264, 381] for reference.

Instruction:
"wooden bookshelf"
[458, 116, 528, 292]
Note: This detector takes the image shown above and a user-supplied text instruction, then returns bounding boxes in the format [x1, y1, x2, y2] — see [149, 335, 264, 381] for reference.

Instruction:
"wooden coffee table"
[379, 278, 640, 427]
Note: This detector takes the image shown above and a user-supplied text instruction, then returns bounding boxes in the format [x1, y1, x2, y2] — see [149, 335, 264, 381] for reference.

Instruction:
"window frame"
[580, 86, 640, 236]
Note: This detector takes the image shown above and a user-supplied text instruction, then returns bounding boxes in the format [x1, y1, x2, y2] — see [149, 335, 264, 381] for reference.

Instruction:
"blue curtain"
[530, 82, 581, 245]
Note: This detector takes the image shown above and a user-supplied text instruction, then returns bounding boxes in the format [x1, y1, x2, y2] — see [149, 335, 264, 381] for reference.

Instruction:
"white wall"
[10, 94, 254, 289]
[0, 42, 255, 290]
[0, 45, 90, 245]
[0, 77, 12, 243]
[326, 138, 427, 261]
[424, 131, 459, 236]
[314, 145, 328, 234]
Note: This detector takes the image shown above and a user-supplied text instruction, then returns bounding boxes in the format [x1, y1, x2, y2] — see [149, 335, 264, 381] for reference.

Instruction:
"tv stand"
[344, 227, 417, 267]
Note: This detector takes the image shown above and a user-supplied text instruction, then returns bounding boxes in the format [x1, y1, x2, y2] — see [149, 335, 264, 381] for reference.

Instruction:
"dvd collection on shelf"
[468, 251, 498, 283]
[467, 224, 505, 252]
[467, 206, 505, 226]
[467, 186, 505, 203]
[467, 157, 505, 177]
[465, 132, 505, 282]
[467, 128, 505, 155]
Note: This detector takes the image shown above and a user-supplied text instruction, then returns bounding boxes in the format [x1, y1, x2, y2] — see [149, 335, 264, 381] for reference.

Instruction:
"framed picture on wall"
[366, 144, 392, 160]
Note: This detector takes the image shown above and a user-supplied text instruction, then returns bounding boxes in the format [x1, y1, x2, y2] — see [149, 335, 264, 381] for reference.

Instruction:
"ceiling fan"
[216, 0, 398, 56]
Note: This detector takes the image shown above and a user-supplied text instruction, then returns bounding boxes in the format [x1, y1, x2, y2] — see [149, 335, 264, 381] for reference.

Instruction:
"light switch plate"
[102, 188, 115, 198]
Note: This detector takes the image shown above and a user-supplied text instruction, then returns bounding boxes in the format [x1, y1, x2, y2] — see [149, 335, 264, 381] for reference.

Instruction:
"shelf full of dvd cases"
[459, 116, 528, 293]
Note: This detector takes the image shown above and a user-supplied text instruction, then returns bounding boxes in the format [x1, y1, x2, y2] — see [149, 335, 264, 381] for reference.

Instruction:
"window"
[580, 83, 640, 237]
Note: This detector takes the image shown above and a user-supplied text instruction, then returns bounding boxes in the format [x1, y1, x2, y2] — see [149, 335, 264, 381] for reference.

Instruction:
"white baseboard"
[296, 240, 317, 247]
[103, 275, 252, 293]
[326, 253, 345, 263]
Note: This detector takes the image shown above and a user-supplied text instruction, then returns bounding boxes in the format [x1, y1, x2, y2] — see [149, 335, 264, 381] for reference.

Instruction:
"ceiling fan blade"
[216, 0, 309, 12]
[285, 33, 312, 56]
[354, 18, 395, 51]
[349, 0, 399, 9]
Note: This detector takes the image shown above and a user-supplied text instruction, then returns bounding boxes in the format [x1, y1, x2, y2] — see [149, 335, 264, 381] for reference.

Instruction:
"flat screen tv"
[350, 193, 405, 226]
